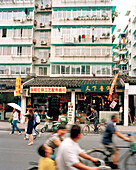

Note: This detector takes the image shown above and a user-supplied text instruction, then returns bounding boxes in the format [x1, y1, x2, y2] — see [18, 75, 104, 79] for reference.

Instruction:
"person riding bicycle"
[87, 107, 99, 133]
[102, 114, 130, 169]
[45, 124, 67, 160]
[56, 124, 102, 170]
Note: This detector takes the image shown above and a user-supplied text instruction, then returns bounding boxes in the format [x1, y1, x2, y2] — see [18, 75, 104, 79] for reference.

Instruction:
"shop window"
[2, 28, 7, 37]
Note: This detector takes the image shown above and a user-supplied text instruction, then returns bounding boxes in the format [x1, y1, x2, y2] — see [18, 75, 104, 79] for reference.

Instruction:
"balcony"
[53, 0, 112, 6]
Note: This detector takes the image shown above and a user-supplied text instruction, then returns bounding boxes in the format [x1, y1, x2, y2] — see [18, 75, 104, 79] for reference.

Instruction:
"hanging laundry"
[92, 35, 94, 43]
[87, 34, 90, 40]
[58, 26, 60, 32]
[123, 37, 125, 44]
[79, 35, 81, 42]
[82, 34, 85, 39]
[97, 36, 100, 41]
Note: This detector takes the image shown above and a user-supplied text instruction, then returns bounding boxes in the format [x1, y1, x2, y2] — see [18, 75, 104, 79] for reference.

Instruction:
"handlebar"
[98, 160, 111, 170]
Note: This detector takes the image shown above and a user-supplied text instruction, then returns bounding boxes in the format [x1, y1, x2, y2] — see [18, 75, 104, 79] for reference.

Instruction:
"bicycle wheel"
[82, 125, 90, 136]
[124, 152, 136, 170]
[86, 150, 108, 167]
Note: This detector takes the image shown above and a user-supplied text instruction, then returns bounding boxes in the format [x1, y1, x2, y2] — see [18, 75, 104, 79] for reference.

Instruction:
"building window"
[41, 14, 50, 23]
[2, 28, 7, 37]
[39, 67, 47, 75]
[61, 65, 70, 74]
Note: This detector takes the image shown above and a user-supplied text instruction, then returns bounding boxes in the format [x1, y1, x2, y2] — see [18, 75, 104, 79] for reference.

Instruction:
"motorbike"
[41, 115, 68, 133]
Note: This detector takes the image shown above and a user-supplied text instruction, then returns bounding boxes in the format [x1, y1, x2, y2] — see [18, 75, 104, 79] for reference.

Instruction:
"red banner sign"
[30, 87, 66, 93]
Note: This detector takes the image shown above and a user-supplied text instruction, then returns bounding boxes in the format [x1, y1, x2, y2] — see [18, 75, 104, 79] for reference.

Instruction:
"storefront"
[27, 87, 71, 121]
[0, 79, 21, 120]
[21, 76, 124, 124]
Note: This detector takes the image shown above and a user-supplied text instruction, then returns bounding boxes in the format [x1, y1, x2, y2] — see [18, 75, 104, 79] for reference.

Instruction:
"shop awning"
[23, 77, 124, 88]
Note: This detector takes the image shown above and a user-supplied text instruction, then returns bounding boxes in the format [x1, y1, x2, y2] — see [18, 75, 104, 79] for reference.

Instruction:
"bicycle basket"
[130, 143, 136, 152]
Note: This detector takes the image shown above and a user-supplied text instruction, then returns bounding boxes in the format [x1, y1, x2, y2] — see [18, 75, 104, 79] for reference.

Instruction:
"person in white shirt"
[56, 125, 101, 170]
[10, 108, 22, 135]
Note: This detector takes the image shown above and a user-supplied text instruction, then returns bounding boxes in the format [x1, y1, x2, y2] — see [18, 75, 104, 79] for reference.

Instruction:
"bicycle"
[85, 142, 136, 170]
[82, 119, 105, 135]
[27, 160, 111, 170]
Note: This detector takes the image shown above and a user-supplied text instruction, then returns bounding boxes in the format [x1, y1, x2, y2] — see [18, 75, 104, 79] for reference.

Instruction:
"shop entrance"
[48, 95, 60, 120]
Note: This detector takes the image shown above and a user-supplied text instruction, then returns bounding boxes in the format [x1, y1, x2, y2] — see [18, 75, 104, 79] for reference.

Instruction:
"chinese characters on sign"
[68, 102, 74, 124]
[30, 87, 66, 93]
[81, 84, 111, 93]
[15, 78, 21, 96]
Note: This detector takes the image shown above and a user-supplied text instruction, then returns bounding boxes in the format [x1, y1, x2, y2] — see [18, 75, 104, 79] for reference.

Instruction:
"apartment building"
[0, 0, 34, 119]
[1, 0, 125, 125]
[112, 5, 136, 125]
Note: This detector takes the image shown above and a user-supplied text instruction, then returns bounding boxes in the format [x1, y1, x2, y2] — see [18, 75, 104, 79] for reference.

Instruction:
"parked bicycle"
[82, 119, 105, 135]
[85, 140, 136, 169]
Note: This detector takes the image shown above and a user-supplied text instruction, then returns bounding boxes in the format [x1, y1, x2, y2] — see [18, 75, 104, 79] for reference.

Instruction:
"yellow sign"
[30, 87, 66, 93]
[15, 78, 21, 96]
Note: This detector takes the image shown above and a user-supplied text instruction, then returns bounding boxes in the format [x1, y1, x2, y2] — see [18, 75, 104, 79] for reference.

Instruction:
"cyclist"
[56, 124, 101, 170]
[45, 124, 67, 160]
[87, 107, 99, 133]
[102, 114, 130, 169]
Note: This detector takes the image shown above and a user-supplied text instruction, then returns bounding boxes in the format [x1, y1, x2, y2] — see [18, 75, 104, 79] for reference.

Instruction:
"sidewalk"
[0, 121, 136, 134]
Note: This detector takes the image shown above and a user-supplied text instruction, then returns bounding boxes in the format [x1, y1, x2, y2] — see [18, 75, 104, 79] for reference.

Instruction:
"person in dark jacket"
[87, 107, 99, 133]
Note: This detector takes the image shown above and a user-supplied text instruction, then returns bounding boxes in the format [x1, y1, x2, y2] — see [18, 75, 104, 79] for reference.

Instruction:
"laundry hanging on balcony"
[82, 34, 85, 39]
[87, 34, 90, 40]
[79, 35, 81, 42]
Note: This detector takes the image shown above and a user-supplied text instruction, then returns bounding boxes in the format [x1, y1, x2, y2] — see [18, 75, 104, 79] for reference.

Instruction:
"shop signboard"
[15, 78, 21, 96]
[30, 87, 66, 93]
[81, 84, 110, 93]
[68, 102, 74, 124]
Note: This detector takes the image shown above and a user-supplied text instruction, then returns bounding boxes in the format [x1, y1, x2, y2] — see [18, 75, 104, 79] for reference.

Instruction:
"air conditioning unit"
[32, 56, 38, 61]
[33, 39, 36, 45]
[49, 21, 52, 26]
[35, 3, 39, 9]
[41, 41, 47, 45]
[41, 58, 47, 63]
[23, 89, 31, 97]
[40, 5, 45, 10]
[34, 20, 37, 27]
[20, 19, 24, 23]
[40, 23, 45, 28]
[45, 4, 52, 8]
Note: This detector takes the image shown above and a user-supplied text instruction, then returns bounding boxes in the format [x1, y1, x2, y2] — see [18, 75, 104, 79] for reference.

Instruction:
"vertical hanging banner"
[15, 78, 21, 96]
[108, 72, 119, 101]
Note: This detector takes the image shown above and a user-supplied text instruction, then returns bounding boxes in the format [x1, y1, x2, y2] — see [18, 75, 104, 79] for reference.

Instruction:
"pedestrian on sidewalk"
[24, 108, 34, 146]
[10, 108, 22, 135]
[33, 109, 40, 137]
